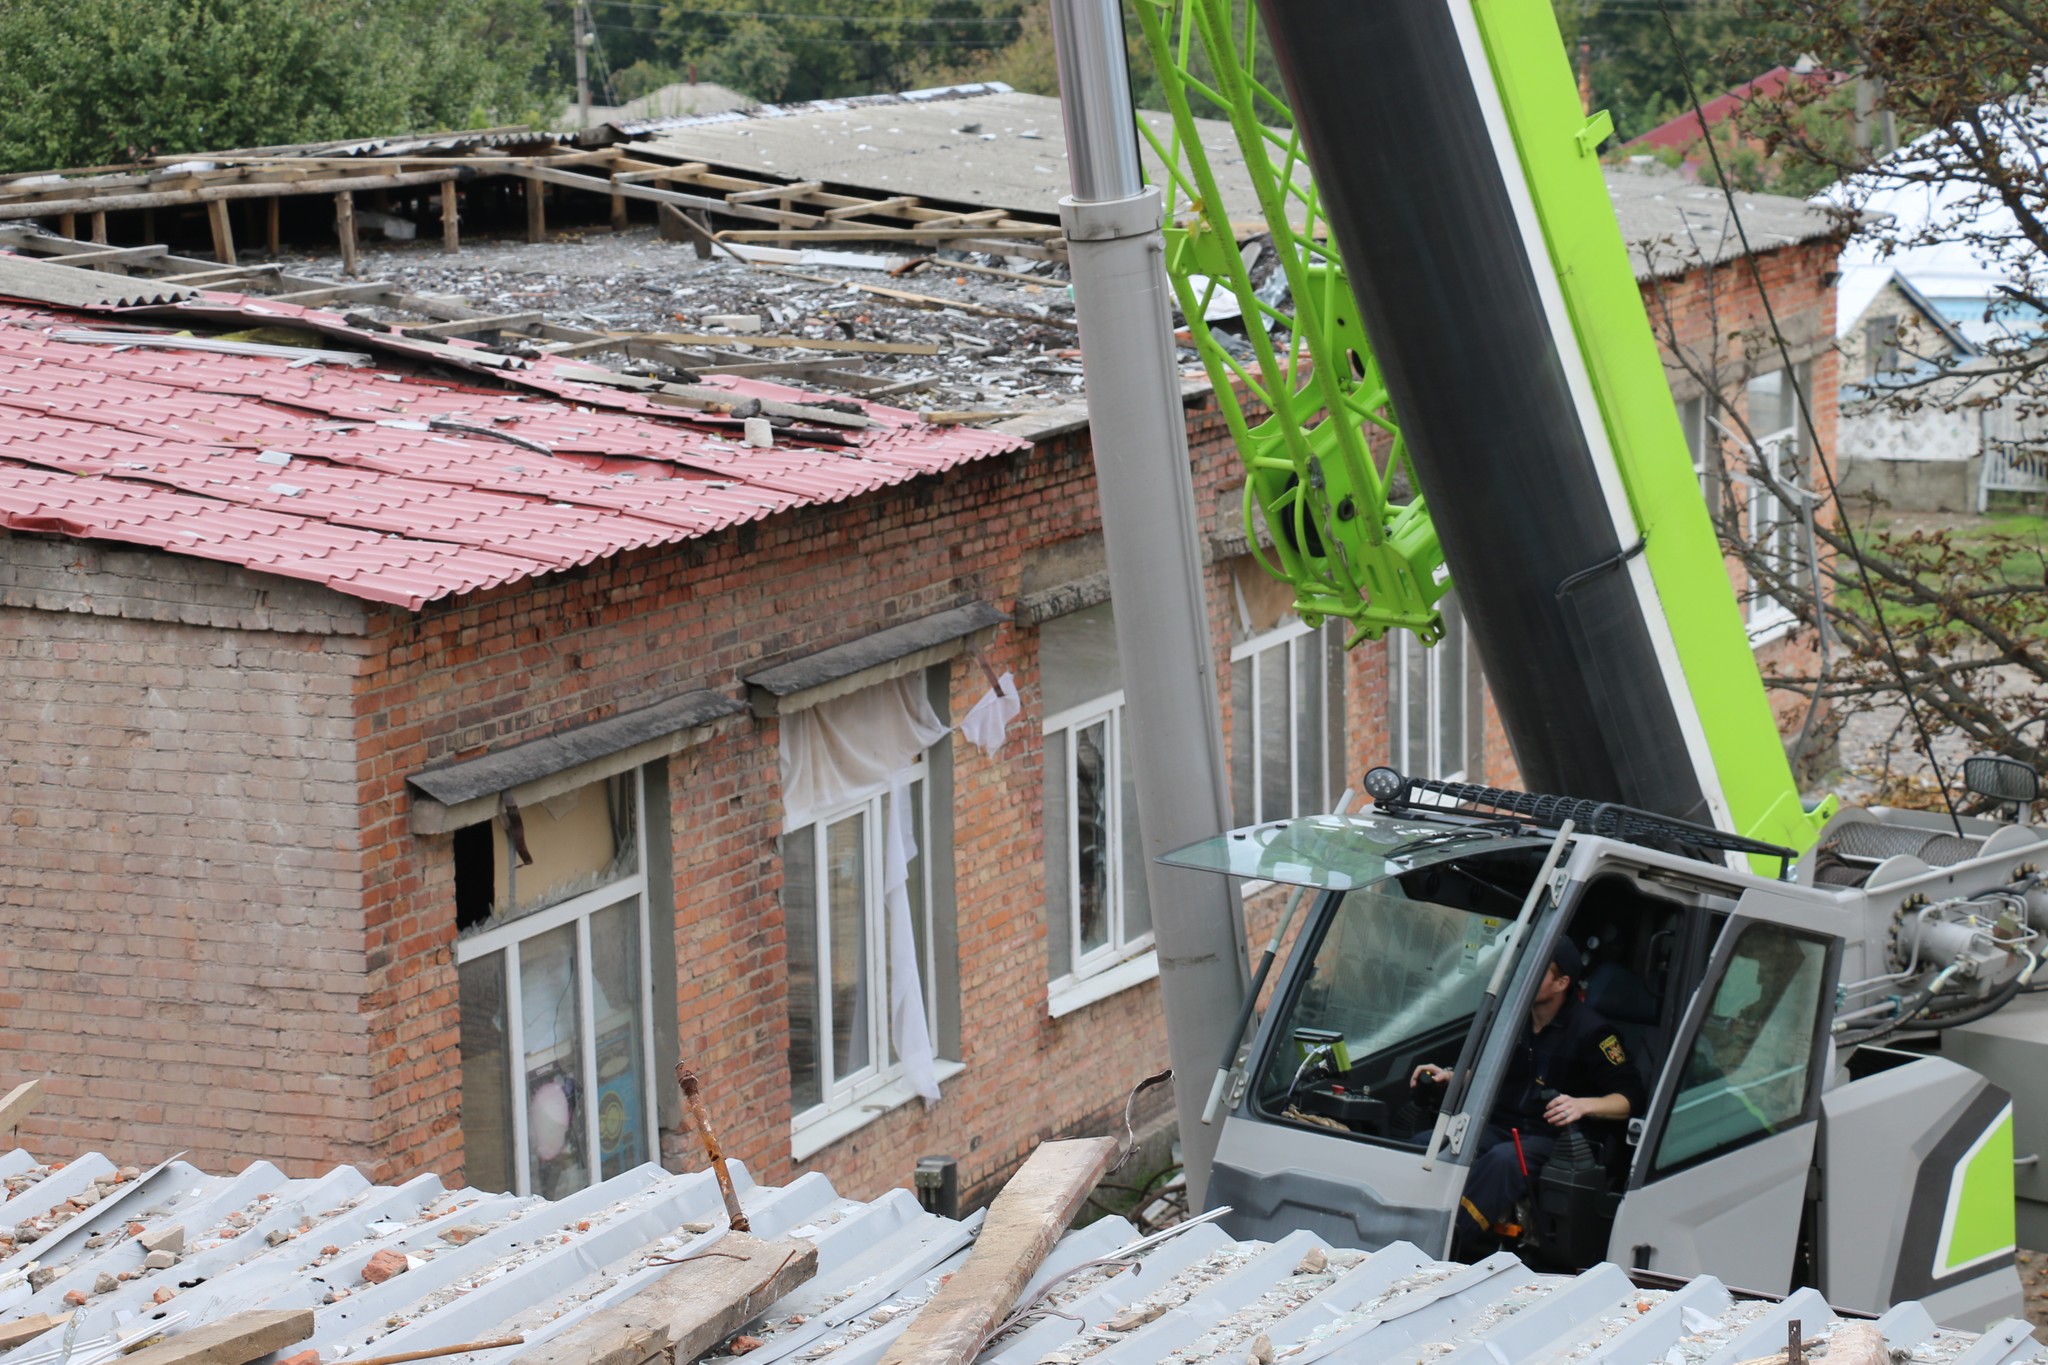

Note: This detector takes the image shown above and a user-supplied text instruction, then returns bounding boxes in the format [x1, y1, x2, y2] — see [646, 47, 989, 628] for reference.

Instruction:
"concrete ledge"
[745, 601, 1005, 716]
[408, 689, 744, 833]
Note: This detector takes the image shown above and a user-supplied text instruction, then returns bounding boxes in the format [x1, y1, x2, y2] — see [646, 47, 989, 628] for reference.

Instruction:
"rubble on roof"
[0, 282, 1025, 608]
[0, 1145, 2035, 1365]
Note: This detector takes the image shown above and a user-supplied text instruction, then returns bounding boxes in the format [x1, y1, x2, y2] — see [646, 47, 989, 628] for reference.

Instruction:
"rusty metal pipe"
[675, 1063, 750, 1232]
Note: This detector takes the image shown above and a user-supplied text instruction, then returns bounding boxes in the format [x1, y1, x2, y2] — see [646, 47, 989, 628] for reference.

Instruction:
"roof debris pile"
[0, 1143, 2035, 1365]
[0, 276, 1026, 609]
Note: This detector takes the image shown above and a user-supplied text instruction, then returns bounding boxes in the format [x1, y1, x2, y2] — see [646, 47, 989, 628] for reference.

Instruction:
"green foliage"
[0, 0, 564, 173]
[647, 0, 1031, 105]
[1552, 0, 1754, 141]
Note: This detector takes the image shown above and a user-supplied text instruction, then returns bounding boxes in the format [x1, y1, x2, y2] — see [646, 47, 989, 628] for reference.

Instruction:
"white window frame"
[784, 758, 959, 1156]
[1391, 599, 1475, 783]
[1043, 692, 1154, 994]
[1744, 366, 1809, 645]
[454, 767, 660, 1199]
[1230, 619, 1343, 826]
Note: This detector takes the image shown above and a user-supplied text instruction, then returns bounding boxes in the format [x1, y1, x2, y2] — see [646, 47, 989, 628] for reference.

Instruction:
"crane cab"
[1165, 775, 2024, 1328]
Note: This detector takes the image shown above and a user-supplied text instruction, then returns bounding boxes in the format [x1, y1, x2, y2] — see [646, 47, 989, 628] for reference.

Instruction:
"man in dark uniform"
[1410, 938, 1645, 1252]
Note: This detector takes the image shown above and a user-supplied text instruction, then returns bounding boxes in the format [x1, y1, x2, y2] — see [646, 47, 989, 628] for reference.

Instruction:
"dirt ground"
[2017, 1249, 2048, 1338]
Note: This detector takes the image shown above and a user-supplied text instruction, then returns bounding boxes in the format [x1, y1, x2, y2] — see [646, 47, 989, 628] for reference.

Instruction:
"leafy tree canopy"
[0, 0, 564, 173]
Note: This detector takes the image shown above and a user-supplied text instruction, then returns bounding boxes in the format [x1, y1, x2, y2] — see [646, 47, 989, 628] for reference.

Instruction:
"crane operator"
[1410, 939, 1645, 1252]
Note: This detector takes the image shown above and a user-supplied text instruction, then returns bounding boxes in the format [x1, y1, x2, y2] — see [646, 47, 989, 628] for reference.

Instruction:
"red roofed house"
[1625, 64, 1848, 169]
[0, 263, 1461, 1207]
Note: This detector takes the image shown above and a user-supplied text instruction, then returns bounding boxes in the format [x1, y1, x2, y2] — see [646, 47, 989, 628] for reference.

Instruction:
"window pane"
[1437, 606, 1466, 779]
[1231, 655, 1253, 822]
[782, 829, 822, 1111]
[1041, 602, 1124, 716]
[1402, 636, 1429, 774]
[1120, 713, 1151, 941]
[1655, 924, 1826, 1173]
[590, 900, 648, 1180]
[1295, 633, 1324, 812]
[1045, 735, 1072, 980]
[521, 922, 589, 1198]
[826, 813, 871, 1082]
[908, 781, 930, 1027]
[1076, 720, 1111, 956]
[1259, 645, 1289, 821]
[458, 951, 514, 1194]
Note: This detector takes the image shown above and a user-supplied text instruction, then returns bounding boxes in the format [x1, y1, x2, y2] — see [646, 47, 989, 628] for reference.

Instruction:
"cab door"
[1606, 915, 1841, 1291]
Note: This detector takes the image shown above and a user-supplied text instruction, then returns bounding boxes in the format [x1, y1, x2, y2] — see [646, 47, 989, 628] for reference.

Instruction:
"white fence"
[1979, 395, 2048, 508]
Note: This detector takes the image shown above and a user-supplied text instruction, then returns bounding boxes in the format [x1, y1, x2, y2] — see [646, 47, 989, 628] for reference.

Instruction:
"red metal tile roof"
[0, 294, 1027, 609]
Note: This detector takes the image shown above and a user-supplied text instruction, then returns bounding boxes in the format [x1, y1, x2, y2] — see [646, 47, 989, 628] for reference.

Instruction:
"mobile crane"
[1047, 0, 2048, 1331]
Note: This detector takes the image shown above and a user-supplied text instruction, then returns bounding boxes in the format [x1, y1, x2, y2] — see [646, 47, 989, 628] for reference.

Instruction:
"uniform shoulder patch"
[1599, 1034, 1626, 1066]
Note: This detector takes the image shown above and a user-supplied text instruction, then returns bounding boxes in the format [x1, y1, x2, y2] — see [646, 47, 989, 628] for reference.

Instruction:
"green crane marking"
[1133, 0, 1832, 857]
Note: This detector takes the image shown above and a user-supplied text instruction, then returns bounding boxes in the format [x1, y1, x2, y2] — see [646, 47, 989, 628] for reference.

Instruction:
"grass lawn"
[1839, 507, 2047, 635]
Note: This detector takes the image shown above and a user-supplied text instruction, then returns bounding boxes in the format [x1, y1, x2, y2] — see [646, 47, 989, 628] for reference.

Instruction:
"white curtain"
[780, 672, 949, 1102]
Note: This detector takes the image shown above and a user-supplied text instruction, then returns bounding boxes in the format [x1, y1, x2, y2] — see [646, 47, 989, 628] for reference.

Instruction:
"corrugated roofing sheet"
[0, 297, 1026, 610]
[0, 257, 196, 310]
[0, 1147, 2034, 1365]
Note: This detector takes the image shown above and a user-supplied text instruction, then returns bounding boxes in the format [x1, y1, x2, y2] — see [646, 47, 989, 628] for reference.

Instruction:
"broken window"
[1390, 593, 1482, 783]
[777, 671, 958, 1152]
[1041, 602, 1153, 989]
[455, 764, 665, 1198]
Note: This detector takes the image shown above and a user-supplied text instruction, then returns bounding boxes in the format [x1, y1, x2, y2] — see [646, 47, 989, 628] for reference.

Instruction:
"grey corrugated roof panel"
[0, 256, 196, 309]
[744, 601, 1007, 702]
[407, 689, 746, 807]
[1607, 163, 1851, 280]
[0, 1147, 2034, 1365]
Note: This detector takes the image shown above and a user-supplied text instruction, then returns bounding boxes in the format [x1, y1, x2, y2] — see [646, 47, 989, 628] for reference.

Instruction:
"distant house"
[1625, 64, 1847, 168]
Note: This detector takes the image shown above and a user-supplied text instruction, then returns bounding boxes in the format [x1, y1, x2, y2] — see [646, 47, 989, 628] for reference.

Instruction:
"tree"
[0, 0, 563, 173]
[1634, 0, 2048, 803]
[1552, 0, 1755, 140]
[649, 0, 1031, 105]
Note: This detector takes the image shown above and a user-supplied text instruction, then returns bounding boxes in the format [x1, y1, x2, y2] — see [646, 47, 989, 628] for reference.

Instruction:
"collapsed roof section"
[0, 285, 1024, 610]
[0, 1144, 2034, 1365]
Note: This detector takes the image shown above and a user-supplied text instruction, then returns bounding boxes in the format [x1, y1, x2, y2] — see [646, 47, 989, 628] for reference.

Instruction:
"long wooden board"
[116, 1310, 313, 1365]
[0, 1078, 43, 1134]
[878, 1137, 1119, 1365]
[517, 1233, 816, 1365]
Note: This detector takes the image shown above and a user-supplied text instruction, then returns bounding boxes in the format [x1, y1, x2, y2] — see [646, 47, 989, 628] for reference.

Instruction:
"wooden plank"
[0, 168, 461, 221]
[641, 332, 938, 356]
[914, 209, 1006, 229]
[266, 282, 390, 305]
[611, 184, 628, 231]
[116, 1309, 313, 1365]
[525, 176, 545, 243]
[0, 1312, 69, 1350]
[516, 1234, 816, 1365]
[717, 225, 1062, 244]
[160, 264, 278, 285]
[89, 212, 107, 244]
[43, 244, 168, 267]
[207, 198, 235, 263]
[336, 189, 359, 277]
[265, 196, 280, 257]
[404, 312, 544, 337]
[514, 164, 822, 228]
[726, 180, 822, 206]
[0, 1078, 44, 1134]
[879, 1139, 1118, 1365]
[756, 268, 1077, 330]
[825, 195, 918, 221]
[57, 212, 75, 239]
[440, 181, 458, 252]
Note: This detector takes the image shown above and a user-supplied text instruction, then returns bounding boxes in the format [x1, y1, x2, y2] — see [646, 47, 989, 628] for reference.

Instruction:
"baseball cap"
[1551, 938, 1583, 980]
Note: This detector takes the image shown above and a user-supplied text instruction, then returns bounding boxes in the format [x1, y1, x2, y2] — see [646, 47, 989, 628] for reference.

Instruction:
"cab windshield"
[1255, 850, 1541, 1143]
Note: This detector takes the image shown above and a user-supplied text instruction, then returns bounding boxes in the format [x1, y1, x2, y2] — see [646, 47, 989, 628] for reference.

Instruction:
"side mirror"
[1962, 755, 2041, 819]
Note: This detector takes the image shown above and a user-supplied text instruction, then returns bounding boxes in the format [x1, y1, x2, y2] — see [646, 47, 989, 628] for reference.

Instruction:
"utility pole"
[1049, 0, 1249, 1209]
[575, 1, 593, 129]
